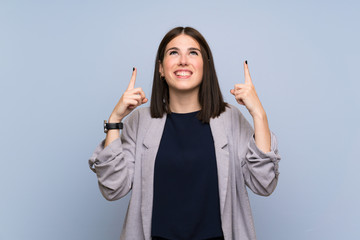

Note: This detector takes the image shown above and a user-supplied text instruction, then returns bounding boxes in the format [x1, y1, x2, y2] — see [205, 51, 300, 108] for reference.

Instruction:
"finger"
[125, 99, 140, 108]
[234, 93, 245, 104]
[234, 83, 246, 90]
[131, 87, 146, 99]
[244, 61, 252, 85]
[127, 94, 143, 106]
[237, 99, 245, 105]
[128, 94, 147, 106]
[230, 89, 245, 105]
[231, 88, 246, 97]
[127, 67, 137, 90]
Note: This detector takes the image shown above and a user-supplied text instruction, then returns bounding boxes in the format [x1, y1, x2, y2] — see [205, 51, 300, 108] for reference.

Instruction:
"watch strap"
[104, 120, 123, 133]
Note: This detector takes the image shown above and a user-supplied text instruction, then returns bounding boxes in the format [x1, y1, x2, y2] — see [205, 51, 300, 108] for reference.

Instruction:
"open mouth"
[174, 70, 193, 77]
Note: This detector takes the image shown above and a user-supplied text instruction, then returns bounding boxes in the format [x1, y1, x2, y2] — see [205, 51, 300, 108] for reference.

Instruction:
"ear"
[159, 61, 164, 77]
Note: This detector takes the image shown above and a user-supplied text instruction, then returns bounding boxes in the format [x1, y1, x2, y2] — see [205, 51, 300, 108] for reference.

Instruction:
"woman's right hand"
[108, 68, 148, 123]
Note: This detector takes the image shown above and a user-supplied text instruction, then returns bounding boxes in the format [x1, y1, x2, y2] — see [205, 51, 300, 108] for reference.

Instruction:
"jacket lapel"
[141, 114, 167, 239]
[210, 114, 229, 216]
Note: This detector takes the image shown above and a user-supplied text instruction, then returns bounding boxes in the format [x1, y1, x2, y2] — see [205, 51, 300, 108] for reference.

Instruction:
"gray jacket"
[89, 104, 281, 240]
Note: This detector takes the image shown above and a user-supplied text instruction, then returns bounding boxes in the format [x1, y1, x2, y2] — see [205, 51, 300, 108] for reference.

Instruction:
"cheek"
[163, 59, 176, 74]
[195, 61, 204, 77]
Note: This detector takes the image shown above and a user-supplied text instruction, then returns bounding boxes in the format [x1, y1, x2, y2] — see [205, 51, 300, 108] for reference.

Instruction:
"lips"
[174, 70, 193, 77]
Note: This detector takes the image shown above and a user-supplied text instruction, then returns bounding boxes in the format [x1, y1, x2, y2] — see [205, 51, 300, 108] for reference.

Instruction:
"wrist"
[104, 120, 123, 133]
[250, 109, 266, 120]
[108, 114, 123, 123]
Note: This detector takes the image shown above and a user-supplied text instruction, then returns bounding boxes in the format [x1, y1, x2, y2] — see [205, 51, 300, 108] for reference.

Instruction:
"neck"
[169, 89, 201, 113]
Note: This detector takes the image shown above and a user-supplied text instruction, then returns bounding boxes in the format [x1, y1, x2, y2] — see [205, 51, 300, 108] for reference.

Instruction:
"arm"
[105, 67, 147, 148]
[239, 111, 281, 196]
[231, 61, 271, 153]
[231, 61, 281, 196]
[88, 111, 138, 201]
[252, 110, 271, 153]
[88, 68, 147, 201]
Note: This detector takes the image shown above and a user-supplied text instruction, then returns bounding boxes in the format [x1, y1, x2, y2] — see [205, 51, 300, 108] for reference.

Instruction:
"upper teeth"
[176, 71, 191, 76]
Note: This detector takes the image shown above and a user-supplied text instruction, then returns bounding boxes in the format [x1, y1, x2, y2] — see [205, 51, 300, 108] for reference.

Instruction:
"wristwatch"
[104, 120, 123, 133]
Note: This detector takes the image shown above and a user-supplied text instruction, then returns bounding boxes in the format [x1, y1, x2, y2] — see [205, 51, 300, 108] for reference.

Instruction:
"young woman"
[89, 27, 281, 240]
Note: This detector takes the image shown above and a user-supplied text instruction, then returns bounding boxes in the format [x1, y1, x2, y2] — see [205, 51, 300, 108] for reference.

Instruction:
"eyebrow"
[165, 47, 201, 54]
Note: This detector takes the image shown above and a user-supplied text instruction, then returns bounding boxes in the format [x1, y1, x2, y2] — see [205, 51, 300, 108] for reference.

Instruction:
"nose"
[178, 54, 188, 66]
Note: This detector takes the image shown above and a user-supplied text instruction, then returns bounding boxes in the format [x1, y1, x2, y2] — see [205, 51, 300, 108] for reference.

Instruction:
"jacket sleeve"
[88, 111, 139, 201]
[235, 107, 281, 196]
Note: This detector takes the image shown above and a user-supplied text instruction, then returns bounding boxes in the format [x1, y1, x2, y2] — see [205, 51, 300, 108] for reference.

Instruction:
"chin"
[170, 85, 200, 93]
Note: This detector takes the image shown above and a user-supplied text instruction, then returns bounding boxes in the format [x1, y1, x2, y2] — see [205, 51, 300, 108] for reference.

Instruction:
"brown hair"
[150, 26, 228, 123]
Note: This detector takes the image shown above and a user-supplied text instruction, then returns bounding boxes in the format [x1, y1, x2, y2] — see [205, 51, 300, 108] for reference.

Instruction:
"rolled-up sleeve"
[242, 131, 281, 196]
[88, 111, 138, 201]
[229, 104, 281, 197]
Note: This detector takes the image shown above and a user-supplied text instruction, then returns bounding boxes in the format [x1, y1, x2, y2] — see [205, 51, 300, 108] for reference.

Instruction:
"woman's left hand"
[230, 61, 265, 118]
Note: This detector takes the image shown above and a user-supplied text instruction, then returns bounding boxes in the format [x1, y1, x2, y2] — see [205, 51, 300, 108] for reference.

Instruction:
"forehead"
[165, 34, 200, 50]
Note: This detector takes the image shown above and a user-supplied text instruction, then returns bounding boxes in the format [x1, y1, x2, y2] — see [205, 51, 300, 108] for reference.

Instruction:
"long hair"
[150, 26, 227, 123]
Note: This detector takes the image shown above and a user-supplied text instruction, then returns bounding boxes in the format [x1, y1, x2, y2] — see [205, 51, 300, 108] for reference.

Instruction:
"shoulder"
[123, 107, 151, 123]
[217, 104, 252, 132]
[218, 103, 245, 121]
[123, 106, 164, 132]
[120, 107, 151, 138]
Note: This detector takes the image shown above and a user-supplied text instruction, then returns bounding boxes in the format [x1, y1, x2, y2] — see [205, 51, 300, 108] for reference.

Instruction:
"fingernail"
[133, 67, 135, 71]
[245, 60, 248, 65]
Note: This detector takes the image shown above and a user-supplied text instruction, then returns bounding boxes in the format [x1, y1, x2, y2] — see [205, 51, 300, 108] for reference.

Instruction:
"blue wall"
[1, 0, 359, 239]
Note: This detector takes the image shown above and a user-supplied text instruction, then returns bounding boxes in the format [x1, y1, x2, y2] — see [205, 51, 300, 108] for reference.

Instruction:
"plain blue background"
[1, 0, 359, 239]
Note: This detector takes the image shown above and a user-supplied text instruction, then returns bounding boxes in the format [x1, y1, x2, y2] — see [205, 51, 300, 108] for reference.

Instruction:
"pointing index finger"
[127, 67, 137, 90]
[244, 60, 252, 84]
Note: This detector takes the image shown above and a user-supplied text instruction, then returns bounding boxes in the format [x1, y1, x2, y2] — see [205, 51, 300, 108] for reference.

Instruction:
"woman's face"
[159, 34, 204, 95]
